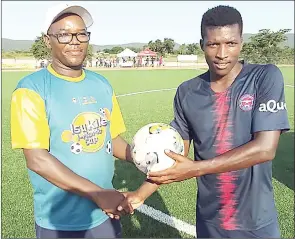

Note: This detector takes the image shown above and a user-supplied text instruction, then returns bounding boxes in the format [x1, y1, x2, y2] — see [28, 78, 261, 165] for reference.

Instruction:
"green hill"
[2, 33, 294, 52]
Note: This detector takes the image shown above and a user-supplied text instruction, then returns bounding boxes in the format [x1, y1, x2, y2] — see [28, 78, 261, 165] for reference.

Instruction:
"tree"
[154, 39, 164, 53]
[84, 44, 93, 65]
[163, 38, 175, 54]
[129, 47, 141, 53]
[30, 33, 51, 60]
[103, 48, 112, 54]
[110, 46, 124, 54]
[186, 43, 202, 55]
[147, 39, 165, 55]
[178, 44, 187, 55]
[241, 29, 292, 64]
[147, 40, 157, 52]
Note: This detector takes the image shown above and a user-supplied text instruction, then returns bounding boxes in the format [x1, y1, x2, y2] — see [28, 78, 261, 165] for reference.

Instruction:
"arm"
[112, 135, 160, 203]
[193, 130, 280, 176]
[127, 86, 193, 198]
[24, 149, 131, 216]
[117, 86, 193, 210]
[23, 148, 104, 201]
[112, 135, 133, 163]
[116, 137, 191, 209]
[148, 130, 281, 183]
[148, 64, 290, 183]
[11, 88, 131, 216]
[204, 64, 289, 175]
[110, 92, 132, 163]
[109, 92, 160, 213]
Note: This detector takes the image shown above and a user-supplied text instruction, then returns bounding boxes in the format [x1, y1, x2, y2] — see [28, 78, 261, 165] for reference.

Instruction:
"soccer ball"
[99, 108, 105, 115]
[71, 142, 82, 154]
[106, 140, 112, 154]
[131, 123, 184, 174]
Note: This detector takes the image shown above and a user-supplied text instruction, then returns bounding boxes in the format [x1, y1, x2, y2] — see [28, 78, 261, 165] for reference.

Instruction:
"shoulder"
[15, 69, 49, 98]
[260, 64, 283, 79]
[244, 63, 283, 83]
[255, 64, 284, 89]
[247, 62, 281, 74]
[176, 71, 209, 99]
[84, 69, 113, 94]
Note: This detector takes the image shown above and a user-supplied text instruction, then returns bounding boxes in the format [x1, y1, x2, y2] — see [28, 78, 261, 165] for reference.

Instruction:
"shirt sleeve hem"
[12, 142, 49, 150]
[111, 127, 126, 139]
[251, 125, 290, 134]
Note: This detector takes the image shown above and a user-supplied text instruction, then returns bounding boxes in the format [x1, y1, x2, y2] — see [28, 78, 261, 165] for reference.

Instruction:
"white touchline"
[117, 84, 294, 98]
[136, 204, 196, 237]
[118, 186, 196, 236]
[116, 88, 177, 97]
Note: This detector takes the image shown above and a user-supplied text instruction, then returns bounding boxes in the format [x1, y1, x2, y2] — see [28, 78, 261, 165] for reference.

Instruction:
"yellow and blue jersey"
[11, 64, 126, 231]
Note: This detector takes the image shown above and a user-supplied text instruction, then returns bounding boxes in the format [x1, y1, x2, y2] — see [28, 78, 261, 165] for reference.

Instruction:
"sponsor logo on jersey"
[239, 94, 254, 111]
[258, 100, 287, 113]
[61, 108, 111, 154]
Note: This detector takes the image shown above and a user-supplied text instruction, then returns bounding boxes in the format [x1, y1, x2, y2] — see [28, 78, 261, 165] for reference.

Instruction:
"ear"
[43, 34, 51, 49]
[200, 39, 204, 51]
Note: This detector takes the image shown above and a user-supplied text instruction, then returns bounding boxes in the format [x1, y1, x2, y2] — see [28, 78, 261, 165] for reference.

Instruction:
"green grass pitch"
[2, 67, 294, 238]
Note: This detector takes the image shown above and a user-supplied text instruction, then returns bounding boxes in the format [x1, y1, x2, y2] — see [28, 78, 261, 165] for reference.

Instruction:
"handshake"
[92, 189, 144, 219]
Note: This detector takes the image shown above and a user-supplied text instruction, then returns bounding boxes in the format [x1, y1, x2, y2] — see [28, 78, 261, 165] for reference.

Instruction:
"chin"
[67, 58, 85, 67]
[208, 65, 227, 76]
[215, 69, 231, 76]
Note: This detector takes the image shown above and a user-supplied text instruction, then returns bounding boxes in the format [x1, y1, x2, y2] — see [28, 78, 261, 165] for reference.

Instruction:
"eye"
[78, 32, 87, 36]
[227, 42, 237, 47]
[58, 33, 71, 37]
[146, 161, 151, 165]
[208, 43, 218, 48]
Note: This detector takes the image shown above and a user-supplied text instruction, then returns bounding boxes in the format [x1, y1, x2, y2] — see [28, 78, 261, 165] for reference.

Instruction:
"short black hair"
[201, 5, 243, 39]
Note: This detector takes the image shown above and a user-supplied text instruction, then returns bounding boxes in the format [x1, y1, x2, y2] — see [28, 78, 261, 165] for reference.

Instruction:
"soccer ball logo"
[71, 142, 82, 154]
[99, 108, 105, 115]
[106, 140, 112, 154]
[131, 123, 184, 174]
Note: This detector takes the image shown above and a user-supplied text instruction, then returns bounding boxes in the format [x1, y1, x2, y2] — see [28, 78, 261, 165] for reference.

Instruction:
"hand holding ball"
[131, 123, 184, 174]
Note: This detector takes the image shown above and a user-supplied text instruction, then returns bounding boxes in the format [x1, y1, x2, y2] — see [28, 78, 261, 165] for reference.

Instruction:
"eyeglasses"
[47, 32, 91, 44]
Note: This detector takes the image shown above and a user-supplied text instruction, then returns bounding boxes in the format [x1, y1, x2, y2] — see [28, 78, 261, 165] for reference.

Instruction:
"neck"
[209, 62, 243, 93]
[51, 60, 83, 78]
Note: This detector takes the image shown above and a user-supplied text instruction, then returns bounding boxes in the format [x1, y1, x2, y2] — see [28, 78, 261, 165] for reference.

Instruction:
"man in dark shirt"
[147, 5, 290, 238]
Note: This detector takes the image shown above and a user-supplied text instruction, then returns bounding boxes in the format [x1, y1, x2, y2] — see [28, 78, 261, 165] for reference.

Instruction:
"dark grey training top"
[171, 62, 290, 230]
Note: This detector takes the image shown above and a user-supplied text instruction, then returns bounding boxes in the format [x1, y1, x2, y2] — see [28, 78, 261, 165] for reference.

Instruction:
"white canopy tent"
[117, 48, 138, 58]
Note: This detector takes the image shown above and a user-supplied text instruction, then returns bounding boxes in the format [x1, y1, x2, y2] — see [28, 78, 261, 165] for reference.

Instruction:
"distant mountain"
[92, 43, 147, 52]
[1, 38, 181, 52]
[2, 33, 293, 52]
[2, 38, 35, 51]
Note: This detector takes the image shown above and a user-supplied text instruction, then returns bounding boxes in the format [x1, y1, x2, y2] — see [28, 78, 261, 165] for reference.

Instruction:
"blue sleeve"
[251, 64, 290, 133]
[170, 85, 192, 140]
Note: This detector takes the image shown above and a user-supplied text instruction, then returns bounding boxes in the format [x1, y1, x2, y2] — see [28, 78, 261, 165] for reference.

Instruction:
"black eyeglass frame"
[47, 31, 91, 44]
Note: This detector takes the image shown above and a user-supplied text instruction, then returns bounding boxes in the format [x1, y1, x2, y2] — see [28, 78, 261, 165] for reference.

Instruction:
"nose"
[70, 34, 80, 45]
[216, 45, 228, 60]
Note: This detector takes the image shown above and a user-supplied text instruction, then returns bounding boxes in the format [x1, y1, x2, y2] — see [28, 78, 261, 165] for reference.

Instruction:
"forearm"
[195, 139, 276, 176]
[24, 149, 102, 201]
[112, 136, 133, 162]
[136, 180, 160, 200]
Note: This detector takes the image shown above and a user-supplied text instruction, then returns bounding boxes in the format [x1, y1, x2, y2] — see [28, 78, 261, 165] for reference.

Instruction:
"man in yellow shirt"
[11, 3, 157, 238]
